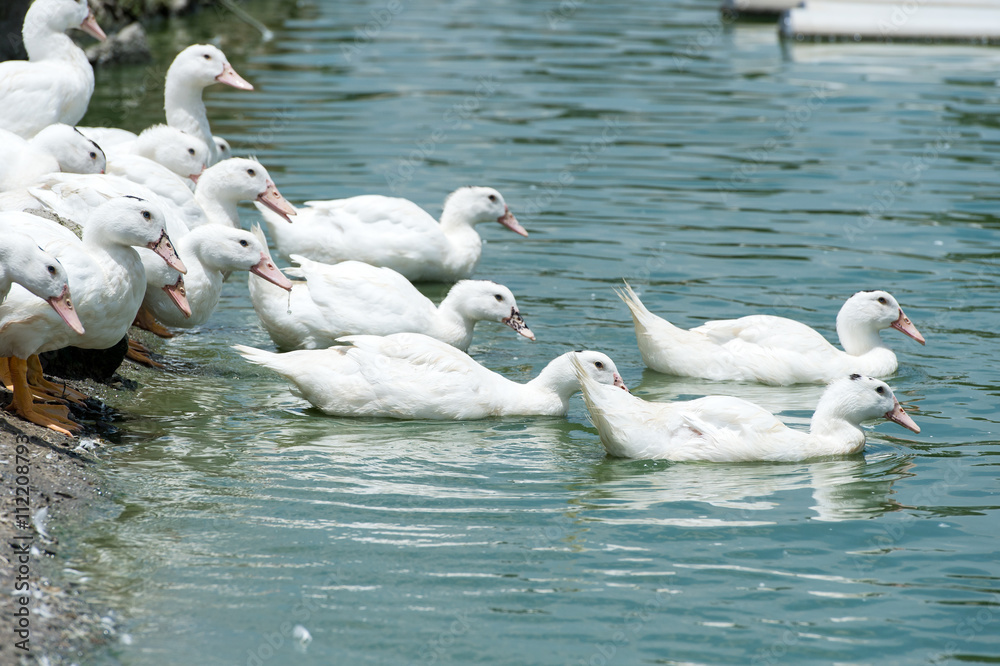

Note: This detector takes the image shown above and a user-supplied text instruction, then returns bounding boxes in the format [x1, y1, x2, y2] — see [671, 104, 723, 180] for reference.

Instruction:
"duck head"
[197, 158, 297, 223]
[40, 0, 106, 40]
[135, 125, 209, 182]
[836, 290, 925, 355]
[213, 137, 233, 161]
[87, 197, 186, 273]
[168, 44, 253, 91]
[441, 186, 528, 237]
[193, 226, 292, 291]
[573, 351, 628, 391]
[817, 373, 920, 433]
[14, 241, 85, 335]
[29, 125, 106, 175]
[445, 280, 535, 340]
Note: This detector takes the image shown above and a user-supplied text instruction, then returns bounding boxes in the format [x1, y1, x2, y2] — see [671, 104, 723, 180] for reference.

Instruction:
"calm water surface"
[70, 1, 1000, 663]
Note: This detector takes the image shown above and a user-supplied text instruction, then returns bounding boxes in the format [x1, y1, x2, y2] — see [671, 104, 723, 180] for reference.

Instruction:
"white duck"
[164, 44, 252, 165]
[141, 225, 292, 329]
[234, 333, 626, 419]
[106, 125, 209, 187]
[0, 0, 106, 137]
[0, 199, 185, 434]
[576, 365, 920, 462]
[0, 230, 85, 433]
[249, 249, 535, 351]
[0, 124, 105, 191]
[78, 44, 251, 165]
[620, 284, 925, 385]
[258, 186, 527, 282]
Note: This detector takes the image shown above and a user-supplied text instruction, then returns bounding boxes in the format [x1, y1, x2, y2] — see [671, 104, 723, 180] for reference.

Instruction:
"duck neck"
[431, 293, 477, 351]
[808, 406, 868, 457]
[164, 77, 216, 163]
[174, 231, 219, 318]
[194, 175, 242, 228]
[81, 223, 141, 276]
[23, 12, 78, 63]
[438, 209, 483, 275]
[178, 230, 221, 280]
[836, 313, 885, 356]
[524, 354, 578, 412]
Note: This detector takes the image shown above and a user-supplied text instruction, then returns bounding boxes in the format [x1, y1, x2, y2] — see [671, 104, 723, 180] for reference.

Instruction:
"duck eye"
[877, 297, 887, 304]
[141, 210, 151, 220]
[188, 148, 196, 155]
[595, 361, 604, 370]
[89, 151, 97, 159]
[494, 294, 503, 302]
[876, 386, 885, 394]
[203, 54, 211, 60]
[239, 240, 249, 247]
[47, 265, 57, 275]
[488, 194, 497, 203]
[247, 168, 256, 177]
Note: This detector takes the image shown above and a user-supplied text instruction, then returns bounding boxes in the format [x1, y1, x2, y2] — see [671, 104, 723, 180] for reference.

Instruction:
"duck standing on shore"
[0, 0, 106, 137]
[0, 199, 186, 435]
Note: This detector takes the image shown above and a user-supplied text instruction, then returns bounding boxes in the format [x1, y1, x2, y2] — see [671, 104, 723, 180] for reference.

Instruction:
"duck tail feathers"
[233, 344, 277, 368]
[616, 280, 662, 336]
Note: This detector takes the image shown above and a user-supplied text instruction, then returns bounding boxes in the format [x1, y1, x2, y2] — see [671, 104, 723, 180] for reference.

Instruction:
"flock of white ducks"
[0, 0, 926, 462]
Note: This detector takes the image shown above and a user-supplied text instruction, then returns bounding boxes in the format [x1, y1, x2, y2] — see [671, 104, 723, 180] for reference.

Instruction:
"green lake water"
[68, 0, 1000, 663]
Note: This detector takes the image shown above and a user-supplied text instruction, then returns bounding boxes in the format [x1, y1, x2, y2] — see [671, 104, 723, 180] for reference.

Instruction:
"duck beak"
[190, 166, 204, 184]
[80, 12, 106, 41]
[886, 398, 920, 433]
[148, 231, 187, 274]
[250, 252, 293, 291]
[502, 308, 535, 340]
[257, 179, 297, 223]
[613, 373, 629, 392]
[498, 206, 528, 237]
[47, 284, 85, 335]
[163, 276, 191, 318]
[891, 309, 925, 345]
[216, 62, 253, 90]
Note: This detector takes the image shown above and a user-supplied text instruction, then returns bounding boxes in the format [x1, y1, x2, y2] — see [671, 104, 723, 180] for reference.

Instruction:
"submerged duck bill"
[163, 277, 192, 318]
[47, 285, 85, 335]
[258, 181, 297, 223]
[498, 207, 528, 237]
[149, 231, 188, 274]
[503, 309, 535, 340]
[215, 63, 254, 90]
[80, 12, 107, 41]
[250, 253, 294, 291]
[886, 400, 920, 433]
[891, 309, 925, 345]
